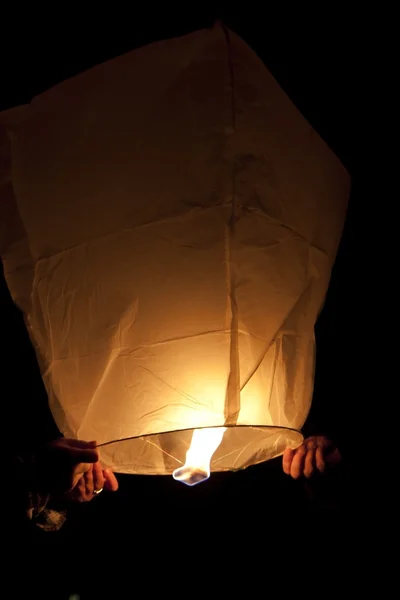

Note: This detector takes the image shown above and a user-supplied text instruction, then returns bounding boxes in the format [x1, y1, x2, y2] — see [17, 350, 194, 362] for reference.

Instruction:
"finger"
[77, 475, 86, 495]
[68, 447, 99, 464]
[326, 447, 342, 467]
[282, 448, 295, 475]
[72, 461, 93, 488]
[93, 462, 105, 492]
[290, 445, 306, 479]
[84, 464, 94, 495]
[315, 446, 326, 473]
[103, 468, 119, 492]
[70, 475, 87, 501]
[304, 447, 316, 479]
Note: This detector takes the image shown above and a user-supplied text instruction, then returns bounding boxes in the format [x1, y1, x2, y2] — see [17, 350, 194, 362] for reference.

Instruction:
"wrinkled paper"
[0, 25, 350, 474]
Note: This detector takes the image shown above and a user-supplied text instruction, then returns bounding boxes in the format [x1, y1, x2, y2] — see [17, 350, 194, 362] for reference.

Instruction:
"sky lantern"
[0, 24, 350, 485]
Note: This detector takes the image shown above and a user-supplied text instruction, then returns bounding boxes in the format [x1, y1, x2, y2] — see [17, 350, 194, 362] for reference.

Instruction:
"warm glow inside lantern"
[0, 25, 350, 483]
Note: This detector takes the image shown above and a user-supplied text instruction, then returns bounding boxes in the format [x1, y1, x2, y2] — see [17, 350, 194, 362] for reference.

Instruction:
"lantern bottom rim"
[95, 424, 304, 476]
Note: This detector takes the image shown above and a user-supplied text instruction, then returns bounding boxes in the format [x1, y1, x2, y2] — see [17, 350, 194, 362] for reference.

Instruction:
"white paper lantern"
[0, 25, 350, 482]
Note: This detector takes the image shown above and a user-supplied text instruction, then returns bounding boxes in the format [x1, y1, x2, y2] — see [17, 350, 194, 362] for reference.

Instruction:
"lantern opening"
[172, 426, 227, 486]
[96, 425, 304, 478]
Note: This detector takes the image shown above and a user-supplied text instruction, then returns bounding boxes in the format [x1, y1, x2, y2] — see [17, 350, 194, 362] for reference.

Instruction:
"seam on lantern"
[268, 336, 280, 418]
[213, 428, 285, 467]
[239, 280, 314, 394]
[231, 438, 258, 469]
[118, 327, 268, 350]
[137, 366, 205, 406]
[41, 327, 272, 365]
[78, 346, 121, 434]
[222, 25, 241, 427]
[142, 438, 183, 465]
[212, 429, 270, 466]
[273, 335, 284, 423]
[213, 446, 244, 465]
[215, 440, 254, 468]
[120, 328, 236, 349]
[79, 363, 207, 438]
[31, 206, 322, 265]
[32, 205, 217, 263]
[221, 24, 236, 132]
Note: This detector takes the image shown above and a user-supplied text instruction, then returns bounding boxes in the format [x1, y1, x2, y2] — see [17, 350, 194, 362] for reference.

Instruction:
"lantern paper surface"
[0, 25, 350, 475]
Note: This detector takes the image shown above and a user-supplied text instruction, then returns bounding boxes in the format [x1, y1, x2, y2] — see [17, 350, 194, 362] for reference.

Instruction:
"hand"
[282, 435, 341, 480]
[36, 438, 100, 496]
[68, 462, 119, 503]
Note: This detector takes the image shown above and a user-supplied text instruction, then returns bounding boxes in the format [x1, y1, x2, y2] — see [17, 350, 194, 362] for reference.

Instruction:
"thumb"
[66, 439, 98, 449]
[68, 446, 99, 465]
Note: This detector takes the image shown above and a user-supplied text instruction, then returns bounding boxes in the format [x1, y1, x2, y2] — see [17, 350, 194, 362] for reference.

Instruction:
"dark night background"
[0, 9, 379, 597]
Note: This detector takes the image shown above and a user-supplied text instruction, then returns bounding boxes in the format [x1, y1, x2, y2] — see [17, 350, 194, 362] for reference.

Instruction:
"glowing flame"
[173, 427, 227, 486]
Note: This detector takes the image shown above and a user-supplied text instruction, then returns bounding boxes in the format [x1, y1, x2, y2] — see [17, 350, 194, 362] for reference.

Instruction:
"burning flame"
[173, 427, 227, 486]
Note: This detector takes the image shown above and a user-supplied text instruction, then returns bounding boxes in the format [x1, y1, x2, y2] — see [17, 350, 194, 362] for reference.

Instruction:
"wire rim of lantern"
[96, 424, 303, 448]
